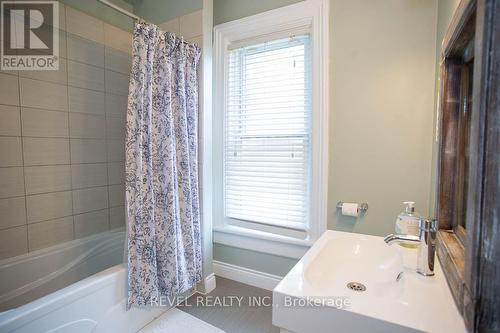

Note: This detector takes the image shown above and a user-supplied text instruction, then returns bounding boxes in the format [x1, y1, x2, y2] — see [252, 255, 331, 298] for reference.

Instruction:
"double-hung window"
[213, 0, 329, 258]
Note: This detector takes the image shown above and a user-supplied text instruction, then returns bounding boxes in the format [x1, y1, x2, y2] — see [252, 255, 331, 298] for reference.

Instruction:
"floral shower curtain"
[125, 22, 202, 308]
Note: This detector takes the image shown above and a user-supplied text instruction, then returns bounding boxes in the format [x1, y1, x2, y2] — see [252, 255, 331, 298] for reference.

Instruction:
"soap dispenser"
[395, 201, 420, 248]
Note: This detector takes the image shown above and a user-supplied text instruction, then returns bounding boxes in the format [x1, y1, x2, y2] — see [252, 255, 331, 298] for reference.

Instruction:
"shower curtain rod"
[97, 0, 141, 21]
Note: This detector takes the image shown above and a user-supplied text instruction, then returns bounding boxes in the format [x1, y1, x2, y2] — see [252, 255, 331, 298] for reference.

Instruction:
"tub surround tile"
[22, 138, 70, 166]
[71, 163, 108, 189]
[107, 162, 125, 185]
[74, 209, 109, 238]
[0, 105, 21, 136]
[106, 115, 126, 139]
[19, 58, 68, 85]
[0, 197, 26, 229]
[0, 167, 25, 199]
[21, 108, 69, 138]
[68, 60, 105, 91]
[28, 217, 74, 251]
[104, 23, 132, 53]
[109, 205, 125, 229]
[105, 48, 132, 74]
[0, 6, 134, 258]
[65, 7, 104, 44]
[20, 78, 68, 112]
[24, 165, 71, 195]
[107, 139, 125, 162]
[105, 94, 128, 118]
[72, 186, 109, 214]
[108, 184, 125, 207]
[67, 33, 105, 67]
[69, 113, 106, 139]
[0, 226, 28, 260]
[0, 73, 20, 106]
[105, 70, 129, 96]
[70, 139, 107, 164]
[0, 137, 23, 167]
[26, 191, 73, 224]
[68, 87, 105, 115]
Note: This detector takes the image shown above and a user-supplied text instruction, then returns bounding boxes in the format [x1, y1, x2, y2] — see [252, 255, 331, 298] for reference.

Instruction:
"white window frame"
[212, 0, 329, 259]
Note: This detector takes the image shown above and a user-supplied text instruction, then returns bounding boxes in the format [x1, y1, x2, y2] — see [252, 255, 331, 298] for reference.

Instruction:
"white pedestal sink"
[272, 230, 465, 333]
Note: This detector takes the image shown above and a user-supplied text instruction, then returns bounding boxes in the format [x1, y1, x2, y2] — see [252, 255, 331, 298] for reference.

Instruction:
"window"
[225, 35, 312, 231]
[213, 0, 329, 258]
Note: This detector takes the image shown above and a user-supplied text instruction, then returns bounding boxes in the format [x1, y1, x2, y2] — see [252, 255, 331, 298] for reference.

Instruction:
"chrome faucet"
[384, 218, 438, 276]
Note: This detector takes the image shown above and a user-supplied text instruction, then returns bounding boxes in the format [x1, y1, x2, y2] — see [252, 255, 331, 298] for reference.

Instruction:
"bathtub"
[0, 230, 167, 333]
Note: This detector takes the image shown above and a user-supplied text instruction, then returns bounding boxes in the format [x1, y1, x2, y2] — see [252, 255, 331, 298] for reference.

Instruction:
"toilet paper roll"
[341, 203, 359, 217]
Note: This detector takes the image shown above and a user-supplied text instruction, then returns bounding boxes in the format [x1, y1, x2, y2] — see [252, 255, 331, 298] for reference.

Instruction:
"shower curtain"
[125, 22, 202, 308]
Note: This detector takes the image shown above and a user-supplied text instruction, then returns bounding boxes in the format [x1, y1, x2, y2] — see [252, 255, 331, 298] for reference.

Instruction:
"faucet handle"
[419, 218, 438, 232]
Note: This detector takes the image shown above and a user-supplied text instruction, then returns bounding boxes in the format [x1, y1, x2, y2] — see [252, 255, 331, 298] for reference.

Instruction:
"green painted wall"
[213, 0, 440, 276]
[59, 0, 135, 31]
[429, 0, 461, 216]
[133, 0, 203, 24]
[214, 244, 297, 277]
[213, 0, 302, 25]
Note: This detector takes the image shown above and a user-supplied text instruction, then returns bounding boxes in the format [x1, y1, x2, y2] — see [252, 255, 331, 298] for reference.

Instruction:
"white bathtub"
[0, 230, 125, 312]
[0, 229, 169, 333]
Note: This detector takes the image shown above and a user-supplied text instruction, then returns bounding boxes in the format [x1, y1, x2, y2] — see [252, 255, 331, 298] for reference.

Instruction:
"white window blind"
[224, 34, 312, 230]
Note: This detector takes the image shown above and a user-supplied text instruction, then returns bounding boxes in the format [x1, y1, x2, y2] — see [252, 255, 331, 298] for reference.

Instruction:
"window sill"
[213, 225, 313, 259]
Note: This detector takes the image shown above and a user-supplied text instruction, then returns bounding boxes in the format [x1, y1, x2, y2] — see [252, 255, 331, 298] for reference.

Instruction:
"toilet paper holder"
[336, 201, 369, 213]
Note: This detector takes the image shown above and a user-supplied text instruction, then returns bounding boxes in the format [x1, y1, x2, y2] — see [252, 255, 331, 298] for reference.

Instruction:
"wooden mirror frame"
[435, 0, 499, 331]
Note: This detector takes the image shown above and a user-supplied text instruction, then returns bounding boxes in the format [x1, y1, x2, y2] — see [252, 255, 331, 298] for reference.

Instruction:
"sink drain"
[347, 282, 366, 292]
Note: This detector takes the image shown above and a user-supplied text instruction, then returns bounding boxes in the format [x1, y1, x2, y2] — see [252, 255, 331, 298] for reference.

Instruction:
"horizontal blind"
[224, 34, 312, 229]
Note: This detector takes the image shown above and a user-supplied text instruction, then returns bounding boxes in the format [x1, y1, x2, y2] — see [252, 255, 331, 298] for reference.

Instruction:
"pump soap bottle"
[395, 201, 421, 248]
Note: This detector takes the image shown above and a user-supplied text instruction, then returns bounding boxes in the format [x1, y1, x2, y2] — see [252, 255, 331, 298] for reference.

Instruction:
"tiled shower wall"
[0, 4, 132, 260]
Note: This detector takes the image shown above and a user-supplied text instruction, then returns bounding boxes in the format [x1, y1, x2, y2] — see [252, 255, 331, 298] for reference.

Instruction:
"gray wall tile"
[105, 48, 131, 74]
[108, 184, 125, 207]
[0, 167, 25, 198]
[21, 107, 69, 138]
[19, 58, 68, 85]
[0, 226, 28, 259]
[0, 73, 20, 106]
[65, 7, 104, 44]
[107, 162, 125, 185]
[107, 139, 125, 162]
[67, 33, 105, 67]
[0, 105, 21, 136]
[20, 78, 68, 112]
[24, 165, 71, 195]
[26, 191, 73, 223]
[109, 205, 125, 229]
[69, 113, 105, 139]
[68, 87, 105, 115]
[0, 137, 23, 167]
[23, 138, 70, 166]
[105, 93, 127, 117]
[70, 139, 107, 163]
[74, 209, 108, 238]
[106, 115, 125, 139]
[28, 217, 74, 251]
[72, 186, 108, 214]
[103, 23, 132, 53]
[0, 197, 26, 229]
[68, 60, 105, 91]
[72, 163, 108, 189]
[105, 70, 129, 96]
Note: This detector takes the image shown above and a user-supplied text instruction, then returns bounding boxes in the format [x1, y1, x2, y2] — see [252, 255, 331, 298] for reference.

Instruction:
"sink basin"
[272, 230, 465, 333]
[305, 235, 403, 297]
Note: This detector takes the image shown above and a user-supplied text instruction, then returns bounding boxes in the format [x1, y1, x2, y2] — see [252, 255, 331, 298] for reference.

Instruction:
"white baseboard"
[212, 260, 283, 291]
[196, 273, 217, 295]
